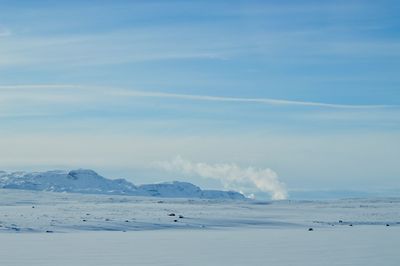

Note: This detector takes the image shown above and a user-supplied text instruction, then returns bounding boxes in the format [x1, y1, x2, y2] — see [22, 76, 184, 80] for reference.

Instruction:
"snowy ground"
[1, 227, 399, 266]
[0, 189, 399, 265]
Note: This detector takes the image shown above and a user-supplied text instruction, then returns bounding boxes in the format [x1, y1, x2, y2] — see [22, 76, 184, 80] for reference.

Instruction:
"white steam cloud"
[160, 156, 288, 200]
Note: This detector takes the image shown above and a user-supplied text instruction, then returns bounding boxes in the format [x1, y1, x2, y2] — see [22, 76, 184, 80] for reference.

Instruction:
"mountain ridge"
[0, 169, 245, 200]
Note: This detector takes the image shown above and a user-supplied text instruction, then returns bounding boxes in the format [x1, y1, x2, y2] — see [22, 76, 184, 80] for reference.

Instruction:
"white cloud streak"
[113, 90, 393, 109]
[0, 84, 395, 109]
[159, 156, 288, 200]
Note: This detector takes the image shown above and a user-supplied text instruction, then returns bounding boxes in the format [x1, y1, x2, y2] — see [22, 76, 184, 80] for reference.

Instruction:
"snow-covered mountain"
[0, 169, 245, 200]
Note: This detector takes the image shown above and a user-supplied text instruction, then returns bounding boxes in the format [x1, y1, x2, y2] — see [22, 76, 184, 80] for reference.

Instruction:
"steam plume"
[160, 156, 288, 200]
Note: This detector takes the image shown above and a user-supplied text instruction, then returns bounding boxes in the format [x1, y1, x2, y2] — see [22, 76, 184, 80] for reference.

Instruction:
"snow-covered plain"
[1, 227, 399, 266]
[0, 189, 399, 265]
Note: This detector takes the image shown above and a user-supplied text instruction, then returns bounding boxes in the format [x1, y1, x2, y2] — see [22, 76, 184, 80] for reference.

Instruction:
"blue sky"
[0, 1, 399, 197]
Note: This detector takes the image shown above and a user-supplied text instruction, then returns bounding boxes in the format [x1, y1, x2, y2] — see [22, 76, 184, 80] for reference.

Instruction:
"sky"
[0, 0, 399, 199]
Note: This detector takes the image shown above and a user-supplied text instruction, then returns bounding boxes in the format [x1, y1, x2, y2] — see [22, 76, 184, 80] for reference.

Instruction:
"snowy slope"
[0, 169, 245, 200]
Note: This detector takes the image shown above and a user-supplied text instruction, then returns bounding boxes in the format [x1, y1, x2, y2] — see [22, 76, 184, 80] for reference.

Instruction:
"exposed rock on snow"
[0, 169, 245, 200]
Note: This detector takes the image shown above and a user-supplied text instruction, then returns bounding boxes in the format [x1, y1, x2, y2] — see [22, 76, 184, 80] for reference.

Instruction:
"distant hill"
[0, 169, 245, 200]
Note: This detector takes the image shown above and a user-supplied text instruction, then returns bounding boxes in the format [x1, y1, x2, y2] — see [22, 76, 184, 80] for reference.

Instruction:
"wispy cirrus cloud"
[0, 84, 395, 110]
[112, 89, 395, 109]
[1, 10, 400, 69]
[0, 27, 230, 67]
